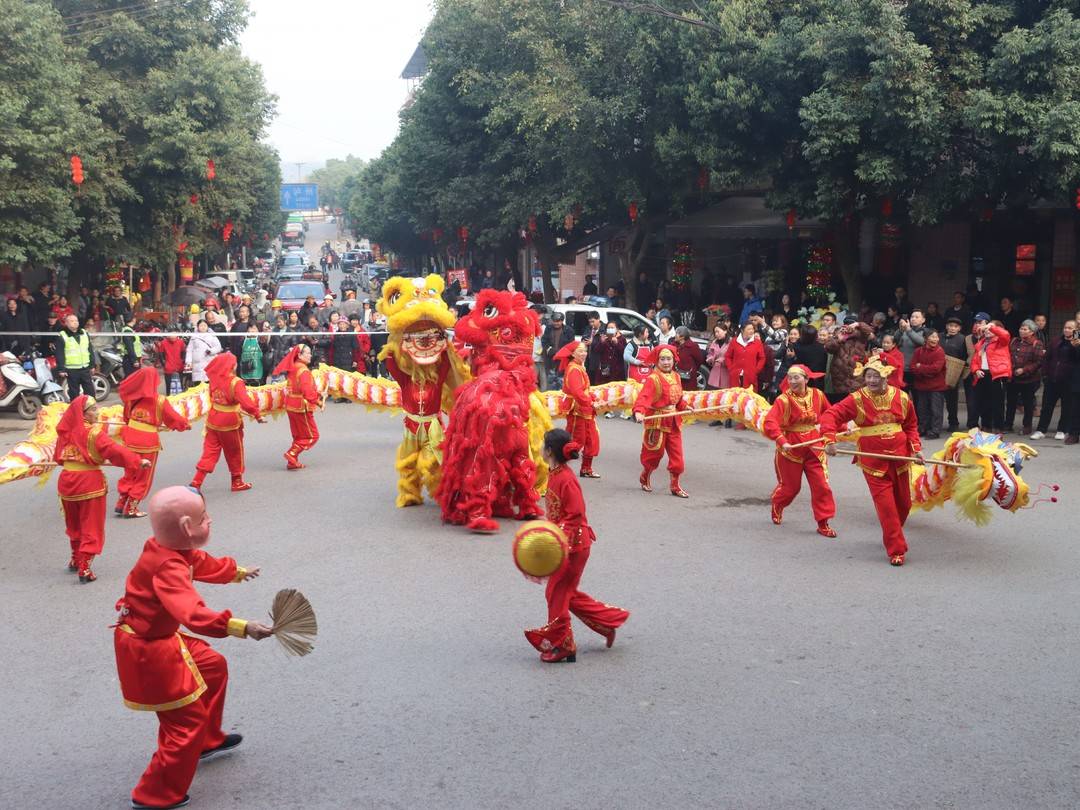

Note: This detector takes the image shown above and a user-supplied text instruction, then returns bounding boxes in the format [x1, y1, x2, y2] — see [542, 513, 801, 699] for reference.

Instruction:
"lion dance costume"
[436, 290, 552, 533]
[376, 275, 469, 507]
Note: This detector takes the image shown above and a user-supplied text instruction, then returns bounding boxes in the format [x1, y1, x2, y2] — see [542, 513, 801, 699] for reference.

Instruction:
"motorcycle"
[0, 351, 45, 419]
[20, 352, 67, 405]
[94, 346, 124, 401]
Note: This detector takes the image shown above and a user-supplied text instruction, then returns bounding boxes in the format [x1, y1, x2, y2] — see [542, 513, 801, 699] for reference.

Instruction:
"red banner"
[179, 257, 194, 283]
[448, 268, 469, 291]
[1051, 266, 1076, 311]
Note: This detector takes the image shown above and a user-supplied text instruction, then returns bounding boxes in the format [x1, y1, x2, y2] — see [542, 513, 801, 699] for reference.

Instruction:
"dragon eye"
[389, 292, 401, 306]
[483, 304, 499, 318]
[428, 288, 438, 296]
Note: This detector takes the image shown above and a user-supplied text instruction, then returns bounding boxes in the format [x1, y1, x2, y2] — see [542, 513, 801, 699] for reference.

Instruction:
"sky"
[239, 0, 434, 178]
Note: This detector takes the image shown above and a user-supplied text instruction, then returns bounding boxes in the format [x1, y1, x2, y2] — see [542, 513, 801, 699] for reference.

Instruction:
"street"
[0, 382, 1077, 808]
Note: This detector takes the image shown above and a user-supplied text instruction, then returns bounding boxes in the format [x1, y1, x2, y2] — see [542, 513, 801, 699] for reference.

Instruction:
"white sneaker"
[1028, 431, 1045, 440]
[1055, 431, 1066, 440]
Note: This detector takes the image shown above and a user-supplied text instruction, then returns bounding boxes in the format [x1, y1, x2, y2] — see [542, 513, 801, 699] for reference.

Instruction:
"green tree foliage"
[309, 155, 368, 211]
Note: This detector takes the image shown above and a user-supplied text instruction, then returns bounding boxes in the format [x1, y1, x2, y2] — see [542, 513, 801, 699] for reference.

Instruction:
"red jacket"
[114, 538, 248, 711]
[158, 338, 186, 374]
[821, 386, 921, 476]
[911, 345, 947, 392]
[545, 463, 594, 551]
[880, 347, 906, 389]
[725, 335, 766, 391]
[562, 361, 594, 418]
[970, 324, 1012, 380]
[121, 395, 191, 453]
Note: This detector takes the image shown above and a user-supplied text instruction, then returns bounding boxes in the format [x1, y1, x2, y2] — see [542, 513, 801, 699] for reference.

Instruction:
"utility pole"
[294, 162, 305, 182]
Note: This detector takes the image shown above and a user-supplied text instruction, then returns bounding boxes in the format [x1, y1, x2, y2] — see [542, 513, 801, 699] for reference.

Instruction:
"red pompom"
[564, 441, 582, 459]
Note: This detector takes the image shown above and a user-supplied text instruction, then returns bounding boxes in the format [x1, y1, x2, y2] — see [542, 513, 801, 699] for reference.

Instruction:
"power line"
[61, 0, 194, 40]
[62, 0, 172, 26]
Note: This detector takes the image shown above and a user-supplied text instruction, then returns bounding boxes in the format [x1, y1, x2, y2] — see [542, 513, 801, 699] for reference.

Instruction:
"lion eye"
[483, 304, 499, 318]
[389, 292, 401, 306]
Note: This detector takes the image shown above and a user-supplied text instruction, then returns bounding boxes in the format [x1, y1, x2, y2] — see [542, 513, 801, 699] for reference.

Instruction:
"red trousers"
[62, 495, 106, 557]
[131, 637, 228, 808]
[640, 428, 684, 475]
[286, 411, 319, 458]
[524, 547, 629, 652]
[118, 451, 158, 501]
[566, 413, 599, 468]
[863, 466, 911, 557]
[772, 452, 836, 523]
[196, 428, 245, 476]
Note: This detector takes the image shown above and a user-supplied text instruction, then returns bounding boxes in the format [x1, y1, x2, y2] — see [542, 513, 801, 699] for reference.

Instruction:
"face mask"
[606, 328, 616, 335]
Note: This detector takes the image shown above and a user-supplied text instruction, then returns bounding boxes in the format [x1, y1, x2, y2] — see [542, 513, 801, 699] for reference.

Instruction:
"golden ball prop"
[512, 520, 569, 578]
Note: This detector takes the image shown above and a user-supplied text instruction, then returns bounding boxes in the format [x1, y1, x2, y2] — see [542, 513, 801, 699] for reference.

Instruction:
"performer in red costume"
[189, 353, 265, 493]
[525, 429, 629, 663]
[56, 395, 148, 583]
[632, 345, 691, 497]
[114, 485, 271, 810]
[821, 356, 923, 566]
[116, 367, 192, 518]
[273, 344, 322, 470]
[762, 364, 837, 537]
[554, 340, 600, 478]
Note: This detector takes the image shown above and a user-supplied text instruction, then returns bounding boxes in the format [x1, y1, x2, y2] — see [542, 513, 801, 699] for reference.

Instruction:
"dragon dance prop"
[0, 360, 1053, 525]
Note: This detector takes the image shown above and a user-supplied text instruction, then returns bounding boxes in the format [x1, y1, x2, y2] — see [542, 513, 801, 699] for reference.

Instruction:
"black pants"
[122, 355, 137, 377]
[916, 390, 944, 436]
[65, 368, 94, 400]
[1005, 381, 1039, 431]
[963, 377, 977, 428]
[1036, 381, 1072, 434]
[944, 384, 961, 429]
[972, 375, 1005, 431]
[1070, 391, 1080, 436]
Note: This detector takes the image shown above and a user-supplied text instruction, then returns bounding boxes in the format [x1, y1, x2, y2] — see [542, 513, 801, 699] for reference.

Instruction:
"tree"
[310, 155, 367, 211]
[0, 0, 100, 265]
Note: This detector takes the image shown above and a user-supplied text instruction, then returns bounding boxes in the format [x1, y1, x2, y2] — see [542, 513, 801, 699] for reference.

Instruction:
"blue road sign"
[280, 183, 319, 211]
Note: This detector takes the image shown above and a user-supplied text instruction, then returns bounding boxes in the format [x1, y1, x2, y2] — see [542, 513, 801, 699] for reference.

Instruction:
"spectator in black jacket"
[2, 296, 32, 353]
[1031, 319, 1076, 440]
[941, 317, 970, 432]
[304, 314, 329, 366]
[229, 305, 253, 358]
[541, 311, 574, 385]
[792, 324, 828, 389]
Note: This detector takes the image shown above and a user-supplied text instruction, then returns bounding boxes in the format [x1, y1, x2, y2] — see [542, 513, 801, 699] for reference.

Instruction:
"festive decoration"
[564, 213, 575, 232]
[1074, 188, 1080, 211]
[138, 269, 152, 293]
[629, 201, 639, 223]
[671, 241, 693, 292]
[222, 220, 234, 243]
[980, 206, 994, 222]
[881, 197, 893, 218]
[879, 221, 902, 249]
[458, 226, 469, 243]
[527, 215, 537, 235]
[697, 166, 710, 193]
[431, 227, 443, 243]
[786, 208, 796, 230]
[104, 262, 124, 286]
[179, 256, 194, 283]
[205, 159, 216, 181]
[189, 193, 198, 206]
[804, 244, 833, 303]
[70, 155, 84, 187]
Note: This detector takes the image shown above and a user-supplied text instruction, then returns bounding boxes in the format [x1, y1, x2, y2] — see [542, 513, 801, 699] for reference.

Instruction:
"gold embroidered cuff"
[227, 618, 248, 638]
[232, 566, 247, 583]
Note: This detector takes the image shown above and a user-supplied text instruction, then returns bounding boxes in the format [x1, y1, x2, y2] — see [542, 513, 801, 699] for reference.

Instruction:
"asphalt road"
[1, 224, 1077, 808]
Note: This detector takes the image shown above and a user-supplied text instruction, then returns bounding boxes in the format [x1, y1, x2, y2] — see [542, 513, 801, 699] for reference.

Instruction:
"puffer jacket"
[1009, 335, 1044, 384]
[969, 324, 1012, 380]
[824, 323, 874, 395]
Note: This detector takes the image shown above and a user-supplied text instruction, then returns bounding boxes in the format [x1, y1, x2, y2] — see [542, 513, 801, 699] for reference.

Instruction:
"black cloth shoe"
[200, 733, 243, 761]
[132, 796, 189, 809]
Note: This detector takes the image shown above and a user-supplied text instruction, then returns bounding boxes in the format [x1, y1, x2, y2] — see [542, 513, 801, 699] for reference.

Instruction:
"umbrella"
[167, 286, 205, 306]
[195, 276, 229, 291]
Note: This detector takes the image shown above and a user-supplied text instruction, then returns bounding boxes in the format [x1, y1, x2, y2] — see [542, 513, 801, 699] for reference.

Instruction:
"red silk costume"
[55, 397, 142, 576]
[275, 346, 320, 468]
[385, 353, 454, 506]
[821, 385, 921, 559]
[762, 387, 836, 525]
[524, 463, 629, 656]
[193, 354, 261, 489]
[561, 358, 599, 474]
[114, 538, 250, 808]
[632, 351, 690, 493]
[117, 368, 191, 513]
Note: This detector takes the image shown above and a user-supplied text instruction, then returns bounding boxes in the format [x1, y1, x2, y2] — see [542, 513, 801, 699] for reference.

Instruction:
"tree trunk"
[620, 221, 649, 312]
[834, 217, 863, 312]
[534, 238, 558, 303]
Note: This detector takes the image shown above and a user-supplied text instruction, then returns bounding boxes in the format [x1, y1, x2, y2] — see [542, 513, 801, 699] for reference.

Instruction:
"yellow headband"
[853, 355, 894, 378]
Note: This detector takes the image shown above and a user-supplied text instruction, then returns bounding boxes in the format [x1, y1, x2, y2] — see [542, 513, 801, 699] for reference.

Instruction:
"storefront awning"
[667, 196, 824, 239]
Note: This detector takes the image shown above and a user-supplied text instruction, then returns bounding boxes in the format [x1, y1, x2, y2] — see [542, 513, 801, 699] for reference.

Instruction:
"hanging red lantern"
[564, 214, 575, 231]
[881, 197, 893, 218]
[222, 220, 233, 243]
[177, 240, 189, 253]
[432, 227, 444, 242]
[138, 270, 152, 293]
[458, 226, 469, 242]
[70, 155, 84, 186]
[206, 159, 216, 181]
[527, 215, 537, 235]
[1074, 188, 1080, 211]
[189, 194, 198, 206]
[980, 206, 994, 222]
[629, 201, 639, 223]
[786, 209, 797, 230]
[697, 166, 709, 192]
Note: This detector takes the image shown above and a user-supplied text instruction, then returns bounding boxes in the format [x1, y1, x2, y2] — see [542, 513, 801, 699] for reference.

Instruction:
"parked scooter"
[0, 351, 44, 419]
[94, 345, 124, 401]
[21, 352, 67, 405]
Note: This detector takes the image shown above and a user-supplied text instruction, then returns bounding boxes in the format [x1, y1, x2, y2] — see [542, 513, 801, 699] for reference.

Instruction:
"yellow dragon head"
[376, 274, 469, 395]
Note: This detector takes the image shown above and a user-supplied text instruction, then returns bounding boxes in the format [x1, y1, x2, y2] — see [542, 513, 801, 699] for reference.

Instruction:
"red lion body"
[435, 290, 543, 533]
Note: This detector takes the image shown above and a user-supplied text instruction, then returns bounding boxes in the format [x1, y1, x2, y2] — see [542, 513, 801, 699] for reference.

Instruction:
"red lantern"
[697, 166, 709, 192]
[980, 206, 994, 222]
[139, 270, 152, 293]
[528, 214, 537, 235]
[1074, 189, 1080, 211]
[629, 201, 639, 223]
[432, 227, 444, 242]
[206, 159, 216, 181]
[189, 194, 198, 206]
[177, 241, 189, 253]
[564, 214, 575, 231]
[881, 197, 893, 218]
[70, 155, 84, 186]
[786, 209, 797, 230]
[458, 226, 469, 242]
[222, 220, 233, 243]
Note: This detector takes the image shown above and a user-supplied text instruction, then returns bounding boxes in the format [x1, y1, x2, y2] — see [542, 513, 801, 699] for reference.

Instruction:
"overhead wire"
[61, 0, 171, 25]
[60, 0, 195, 40]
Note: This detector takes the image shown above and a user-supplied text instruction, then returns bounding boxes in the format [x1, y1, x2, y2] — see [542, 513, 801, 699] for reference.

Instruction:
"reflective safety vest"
[119, 325, 143, 358]
[60, 331, 91, 369]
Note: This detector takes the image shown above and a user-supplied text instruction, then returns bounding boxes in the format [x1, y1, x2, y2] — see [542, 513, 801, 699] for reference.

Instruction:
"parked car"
[340, 250, 365, 271]
[273, 280, 330, 312]
[277, 254, 306, 275]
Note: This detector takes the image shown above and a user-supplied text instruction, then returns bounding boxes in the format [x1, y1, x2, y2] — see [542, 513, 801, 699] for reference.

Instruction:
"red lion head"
[454, 290, 540, 372]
